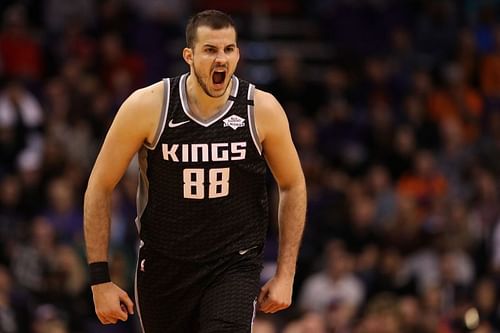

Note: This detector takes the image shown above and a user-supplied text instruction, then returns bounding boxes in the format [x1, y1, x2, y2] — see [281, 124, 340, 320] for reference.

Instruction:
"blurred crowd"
[1, 0, 500, 332]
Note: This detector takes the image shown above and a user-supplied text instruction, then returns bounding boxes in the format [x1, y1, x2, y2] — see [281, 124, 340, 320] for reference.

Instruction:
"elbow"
[279, 175, 306, 194]
[84, 178, 113, 202]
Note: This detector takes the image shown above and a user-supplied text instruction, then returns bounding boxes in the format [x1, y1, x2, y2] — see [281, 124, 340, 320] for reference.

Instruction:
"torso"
[136, 74, 269, 261]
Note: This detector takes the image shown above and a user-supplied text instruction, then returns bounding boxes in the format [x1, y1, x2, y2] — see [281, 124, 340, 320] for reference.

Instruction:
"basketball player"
[84, 9, 306, 333]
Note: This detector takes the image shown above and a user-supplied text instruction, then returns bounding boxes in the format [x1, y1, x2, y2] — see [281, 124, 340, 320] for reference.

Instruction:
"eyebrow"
[202, 43, 237, 48]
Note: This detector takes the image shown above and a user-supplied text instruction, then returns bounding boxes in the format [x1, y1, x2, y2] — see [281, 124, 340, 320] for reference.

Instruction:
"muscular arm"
[85, 84, 160, 263]
[255, 90, 307, 313]
[274, 177, 307, 278]
[84, 82, 162, 324]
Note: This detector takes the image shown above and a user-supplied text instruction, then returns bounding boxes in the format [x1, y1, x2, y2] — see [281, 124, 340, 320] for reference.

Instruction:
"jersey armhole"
[247, 84, 262, 155]
[144, 78, 170, 150]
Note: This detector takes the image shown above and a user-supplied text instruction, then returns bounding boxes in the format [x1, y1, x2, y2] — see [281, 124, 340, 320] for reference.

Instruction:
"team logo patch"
[223, 115, 245, 130]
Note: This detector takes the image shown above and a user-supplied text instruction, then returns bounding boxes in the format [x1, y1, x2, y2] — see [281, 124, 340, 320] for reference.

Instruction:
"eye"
[225, 46, 235, 53]
[204, 47, 217, 54]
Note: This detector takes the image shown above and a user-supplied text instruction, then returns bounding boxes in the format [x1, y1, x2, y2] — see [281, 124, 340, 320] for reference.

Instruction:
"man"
[84, 9, 306, 333]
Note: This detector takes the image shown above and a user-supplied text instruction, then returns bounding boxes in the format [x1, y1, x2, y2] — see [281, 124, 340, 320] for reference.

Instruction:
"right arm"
[84, 82, 162, 324]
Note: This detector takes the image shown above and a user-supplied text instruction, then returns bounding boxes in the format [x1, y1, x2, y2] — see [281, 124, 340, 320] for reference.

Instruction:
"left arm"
[254, 90, 307, 313]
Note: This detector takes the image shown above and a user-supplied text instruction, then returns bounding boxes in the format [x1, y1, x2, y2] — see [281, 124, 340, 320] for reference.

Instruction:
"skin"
[84, 24, 306, 324]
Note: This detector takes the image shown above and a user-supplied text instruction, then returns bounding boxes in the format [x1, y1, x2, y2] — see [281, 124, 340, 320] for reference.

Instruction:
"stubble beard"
[192, 62, 230, 98]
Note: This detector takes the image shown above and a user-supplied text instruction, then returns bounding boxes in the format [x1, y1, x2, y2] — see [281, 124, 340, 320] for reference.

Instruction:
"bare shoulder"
[254, 89, 288, 142]
[125, 80, 164, 113]
[118, 80, 165, 144]
[254, 89, 283, 115]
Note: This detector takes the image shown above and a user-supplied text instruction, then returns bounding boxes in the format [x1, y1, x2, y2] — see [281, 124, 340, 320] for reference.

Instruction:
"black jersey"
[135, 74, 269, 261]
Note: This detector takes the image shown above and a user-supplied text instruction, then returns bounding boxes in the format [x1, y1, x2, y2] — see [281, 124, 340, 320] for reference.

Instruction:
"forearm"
[84, 186, 112, 263]
[276, 180, 307, 279]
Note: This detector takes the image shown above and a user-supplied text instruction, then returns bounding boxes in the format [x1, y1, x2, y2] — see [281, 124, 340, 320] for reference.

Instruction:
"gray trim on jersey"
[179, 73, 239, 127]
[250, 298, 257, 333]
[247, 84, 262, 155]
[134, 241, 146, 333]
[144, 78, 170, 150]
[135, 147, 149, 233]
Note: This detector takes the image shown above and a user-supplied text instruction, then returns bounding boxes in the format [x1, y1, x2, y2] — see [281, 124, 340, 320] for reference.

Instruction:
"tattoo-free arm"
[255, 90, 307, 313]
[84, 83, 162, 324]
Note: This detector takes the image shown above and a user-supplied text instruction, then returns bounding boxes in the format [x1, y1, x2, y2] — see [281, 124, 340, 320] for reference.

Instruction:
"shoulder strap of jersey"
[228, 79, 254, 106]
[244, 82, 262, 155]
[145, 78, 170, 150]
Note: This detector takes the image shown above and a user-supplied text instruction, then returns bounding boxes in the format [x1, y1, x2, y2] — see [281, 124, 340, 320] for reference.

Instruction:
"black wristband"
[89, 262, 111, 286]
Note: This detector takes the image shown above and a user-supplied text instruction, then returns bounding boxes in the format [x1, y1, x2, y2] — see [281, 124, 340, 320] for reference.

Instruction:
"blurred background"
[1, 0, 500, 332]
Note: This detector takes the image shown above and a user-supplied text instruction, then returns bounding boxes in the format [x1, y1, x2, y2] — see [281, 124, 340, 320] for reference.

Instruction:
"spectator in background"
[480, 26, 500, 101]
[11, 217, 59, 297]
[469, 167, 500, 271]
[43, 177, 83, 243]
[43, 244, 91, 332]
[252, 314, 278, 333]
[0, 266, 20, 333]
[370, 247, 416, 298]
[1, 1, 500, 332]
[436, 117, 473, 201]
[43, 0, 95, 36]
[317, 98, 366, 172]
[414, 0, 458, 68]
[428, 61, 483, 143]
[365, 165, 397, 228]
[364, 98, 395, 169]
[0, 5, 43, 82]
[473, 277, 500, 329]
[400, 93, 440, 151]
[354, 293, 402, 333]
[0, 79, 44, 173]
[490, 215, 500, 274]
[476, 110, 500, 177]
[125, 0, 189, 83]
[31, 304, 69, 333]
[455, 28, 480, 88]
[324, 297, 357, 333]
[0, 175, 24, 259]
[397, 149, 448, 219]
[397, 295, 429, 333]
[16, 149, 44, 217]
[385, 125, 416, 180]
[282, 311, 328, 333]
[299, 240, 365, 314]
[98, 32, 145, 94]
[267, 50, 325, 118]
[322, 66, 353, 106]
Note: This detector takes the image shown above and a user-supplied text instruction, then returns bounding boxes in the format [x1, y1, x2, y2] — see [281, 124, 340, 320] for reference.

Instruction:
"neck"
[186, 74, 232, 119]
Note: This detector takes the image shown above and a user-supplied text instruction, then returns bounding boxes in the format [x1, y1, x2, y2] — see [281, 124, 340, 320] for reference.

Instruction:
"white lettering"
[162, 144, 179, 161]
[192, 144, 209, 162]
[182, 144, 189, 162]
[212, 143, 229, 161]
[162, 142, 247, 163]
[231, 142, 246, 160]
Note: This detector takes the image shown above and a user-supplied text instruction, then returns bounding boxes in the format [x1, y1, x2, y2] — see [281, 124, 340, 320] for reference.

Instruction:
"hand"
[257, 275, 293, 313]
[91, 282, 134, 324]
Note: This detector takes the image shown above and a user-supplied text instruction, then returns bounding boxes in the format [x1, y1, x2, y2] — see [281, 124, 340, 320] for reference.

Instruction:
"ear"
[235, 46, 240, 63]
[183, 48, 193, 65]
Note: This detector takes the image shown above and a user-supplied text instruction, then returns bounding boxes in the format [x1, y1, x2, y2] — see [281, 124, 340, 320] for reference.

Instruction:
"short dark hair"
[185, 10, 236, 48]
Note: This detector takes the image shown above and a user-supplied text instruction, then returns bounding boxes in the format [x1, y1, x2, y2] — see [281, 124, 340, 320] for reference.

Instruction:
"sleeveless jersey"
[136, 73, 269, 261]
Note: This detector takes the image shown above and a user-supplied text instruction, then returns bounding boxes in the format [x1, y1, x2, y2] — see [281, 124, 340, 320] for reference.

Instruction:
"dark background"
[1, 0, 500, 332]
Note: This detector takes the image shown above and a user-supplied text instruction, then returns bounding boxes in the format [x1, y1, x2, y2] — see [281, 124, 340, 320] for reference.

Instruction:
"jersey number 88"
[183, 168, 230, 199]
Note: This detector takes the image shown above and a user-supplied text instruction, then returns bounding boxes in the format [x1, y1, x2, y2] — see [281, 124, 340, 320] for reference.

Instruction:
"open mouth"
[212, 69, 226, 85]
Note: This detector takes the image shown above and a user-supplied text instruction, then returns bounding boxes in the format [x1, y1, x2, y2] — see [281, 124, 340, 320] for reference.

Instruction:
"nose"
[215, 50, 228, 64]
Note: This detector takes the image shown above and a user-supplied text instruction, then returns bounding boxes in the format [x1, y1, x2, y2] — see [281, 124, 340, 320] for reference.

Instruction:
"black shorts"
[135, 244, 263, 333]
